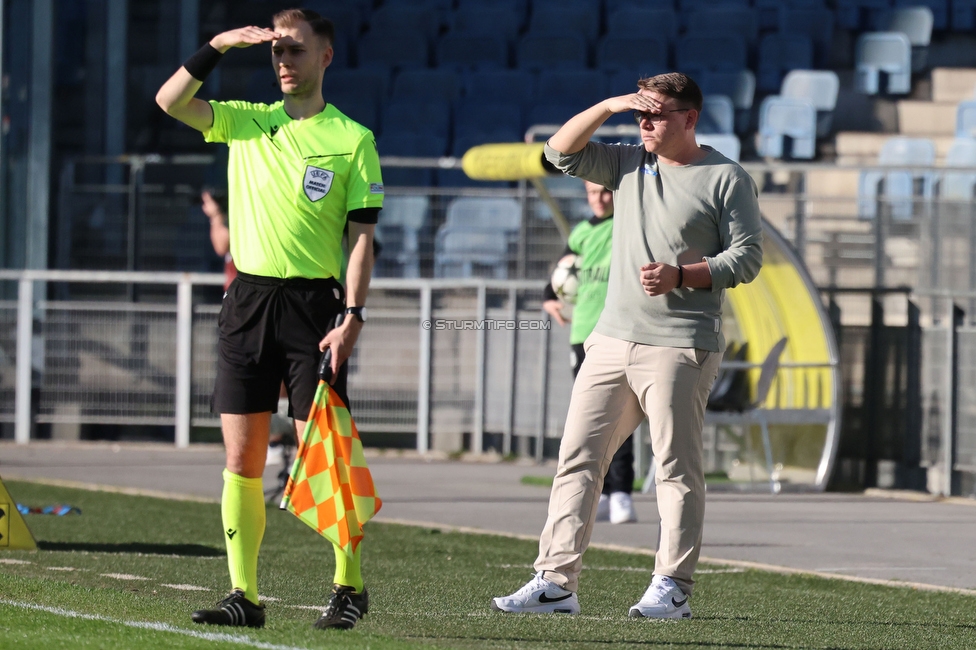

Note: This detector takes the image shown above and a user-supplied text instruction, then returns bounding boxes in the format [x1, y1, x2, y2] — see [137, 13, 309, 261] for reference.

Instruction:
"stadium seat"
[698, 95, 735, 135]
[374, 196, 430, 278]
[893, 0, 946, 30]
[357, 31, 429, 71]
[323, 69, 389, 104]
[445, 197, 522, 231]
[597, 35, 669, 74]
[434, 228, 510, 278]
[940, 139, 976, 201]
[517, 33, 589, 70]
[381, 101, 450, 139]
[303, 1, 363, 48]
[536, 70, 609, 111]
[367, 5, 441, 42]
[957, 101, 976, 139]
[451, 5, 523, 41]
[454, 101, 523, 144]
[697, 133, 742, 162]
[698, 69, 756, 134]
[858, 136, 936, 220]
[953, 0, 976, 30]
[244, 67, 280, 105]
[835, 0, 893, 31]
[855, 32, 912, 95]
[757, 33, 814, 93]
[777, 6, 834, 67]
[391, 69, 460, 104]
[687, 7, 759, 45]
[528, 3, 598, 42]
[376, 133, 448, 187]
[757, 96, 817, 160]
[781, 70, 840, 137]
[754, 0, 826, 30]
[461, 70, 536, 107]
[675, 34, 747, 74]
[606, 7, 678, 41]
[437, 32, 508, 70]
[883, 6, 933, 72]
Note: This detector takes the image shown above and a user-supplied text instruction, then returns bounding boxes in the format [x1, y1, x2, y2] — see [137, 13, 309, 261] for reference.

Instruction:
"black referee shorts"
[212, 271, 350, 420]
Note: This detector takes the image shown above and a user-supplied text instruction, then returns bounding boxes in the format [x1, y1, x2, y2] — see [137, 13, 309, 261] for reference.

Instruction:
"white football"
[551, 254, 580, 304]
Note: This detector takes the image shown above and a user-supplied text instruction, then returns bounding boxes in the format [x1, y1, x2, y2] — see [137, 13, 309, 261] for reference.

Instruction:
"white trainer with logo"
[491, 572, 581, 614]
[609, 491, 637, 524]
[628, 575, 692, 619]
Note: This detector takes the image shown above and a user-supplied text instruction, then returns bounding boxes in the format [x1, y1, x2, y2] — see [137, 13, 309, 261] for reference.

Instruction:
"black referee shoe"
[191, 589, 265, 628]
[313, 584, 369, 630]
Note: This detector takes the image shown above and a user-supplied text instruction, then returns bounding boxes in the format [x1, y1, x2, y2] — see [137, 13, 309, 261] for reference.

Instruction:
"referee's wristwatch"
[344, 306, 367, 323]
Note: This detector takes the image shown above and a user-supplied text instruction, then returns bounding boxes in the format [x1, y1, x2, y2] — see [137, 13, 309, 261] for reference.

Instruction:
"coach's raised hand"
[210, 26, 281, 53]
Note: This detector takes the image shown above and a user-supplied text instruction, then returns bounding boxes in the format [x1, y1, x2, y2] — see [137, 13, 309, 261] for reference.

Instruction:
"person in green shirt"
[156, 8, 382, 631]
[543, 180, 636, 525]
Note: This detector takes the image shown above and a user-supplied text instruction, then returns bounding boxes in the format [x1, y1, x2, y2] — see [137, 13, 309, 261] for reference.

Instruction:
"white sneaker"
[595, 494, 610, 522]
[628, 575, 692, 619]
[609, 491, 637, 524]
[491, 572, 580, 614]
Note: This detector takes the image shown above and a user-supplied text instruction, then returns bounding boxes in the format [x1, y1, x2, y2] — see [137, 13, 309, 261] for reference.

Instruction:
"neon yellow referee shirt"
[204, 100, 384, 279]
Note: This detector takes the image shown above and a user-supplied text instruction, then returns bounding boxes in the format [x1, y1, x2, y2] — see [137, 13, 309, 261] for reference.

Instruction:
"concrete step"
[932, 67, 976, 103]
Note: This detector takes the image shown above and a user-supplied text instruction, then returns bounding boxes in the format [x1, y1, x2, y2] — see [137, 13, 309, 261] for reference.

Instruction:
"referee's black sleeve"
[347, 207, 380, 224]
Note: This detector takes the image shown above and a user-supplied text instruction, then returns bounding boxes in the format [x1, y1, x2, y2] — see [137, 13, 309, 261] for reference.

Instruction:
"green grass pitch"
[1, 479, 974, 649]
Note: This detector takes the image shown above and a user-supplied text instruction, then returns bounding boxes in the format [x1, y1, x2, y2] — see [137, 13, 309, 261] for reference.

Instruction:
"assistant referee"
[156, 8, 382, 631]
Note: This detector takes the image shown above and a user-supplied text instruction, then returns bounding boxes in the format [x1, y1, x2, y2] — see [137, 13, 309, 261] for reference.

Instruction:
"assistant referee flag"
[280, 351, 381, 556]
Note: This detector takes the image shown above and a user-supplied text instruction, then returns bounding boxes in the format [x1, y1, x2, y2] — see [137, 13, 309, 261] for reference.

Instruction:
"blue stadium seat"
[376, 133, 448, 187]
[835, 0, 893, 30]
[957, 101, 976, 139]
[445, 197, 522, 231]
[462, 70, 536, 107]
[687, 7, 759, 45]
[374, 196, 430, 278]
[777, 6, 834, 67]
[322, 69, 389, 105]
[606, 8, 677, 41]
[245, 67, 280, 105]
[537, 70, 609, 110]
[357, 32, 429, 71]
[675, 34, 747, 73]
[451, 5, 523, 41]
[391, 69, 459, 104]
[757, 33, 814, 93]
[698, 95, 735, 135]
[781, 70, 839, 137]
[434, 228, 510, 278]
[437, 32, 508, 70]
[529, 3, 598, 42]
[883, 6, 933, 72]
[381, 101, 450, 139]
[858, 137, 936, 220]
[517, 33, 589, 70]
[698, 69, 755, 134]
[754, 0, 826, 30]
[454, 101, 523, 143]
[953, 0, 976, 30]
[855, 32, 912, 95]
[367, 5, 441, 42]
[893, 0, 946, 30]
[757, 96, 817, 159]
[940, 139, 976, 201]
[697, 133, 742, 162]
[303, 1, 363, 47]
[597, 35, 669, 74]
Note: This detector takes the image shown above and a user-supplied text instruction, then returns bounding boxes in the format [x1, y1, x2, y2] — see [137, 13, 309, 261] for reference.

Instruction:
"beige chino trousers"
[534, 331, 722, 596]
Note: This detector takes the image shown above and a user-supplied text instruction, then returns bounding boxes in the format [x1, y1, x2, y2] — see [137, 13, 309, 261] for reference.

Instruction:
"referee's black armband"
[347, 207, 380, 224]
[183, 43, 224, 81]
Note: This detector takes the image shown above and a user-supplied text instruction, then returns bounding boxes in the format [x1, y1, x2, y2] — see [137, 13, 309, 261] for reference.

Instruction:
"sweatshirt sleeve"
[544, 142, 621, 190]
[704, 173, 763, 291]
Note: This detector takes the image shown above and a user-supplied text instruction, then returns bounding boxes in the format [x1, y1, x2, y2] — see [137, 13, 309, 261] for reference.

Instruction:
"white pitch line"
[0, 599, 309, 650]
[0, 558, 32, 565]
[100, 573, 150, 581]
[47, 567, 82, 572]
[160, 584, 211, 592]
[815, 567, 947, 572]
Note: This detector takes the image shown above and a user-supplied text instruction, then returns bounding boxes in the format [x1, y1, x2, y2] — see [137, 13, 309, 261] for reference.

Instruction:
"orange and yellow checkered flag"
[280, 377, 381, 557]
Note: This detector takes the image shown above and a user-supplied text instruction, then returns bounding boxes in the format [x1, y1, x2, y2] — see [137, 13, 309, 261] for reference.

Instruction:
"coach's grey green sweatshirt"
[544, 142, 763, 352]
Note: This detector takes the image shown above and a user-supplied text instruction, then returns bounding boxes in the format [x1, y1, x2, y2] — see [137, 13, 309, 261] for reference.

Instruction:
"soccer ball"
[550, 254, 580, 304]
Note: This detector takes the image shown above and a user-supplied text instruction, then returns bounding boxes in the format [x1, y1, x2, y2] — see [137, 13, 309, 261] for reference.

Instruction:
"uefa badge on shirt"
[303, 165, 335, 202]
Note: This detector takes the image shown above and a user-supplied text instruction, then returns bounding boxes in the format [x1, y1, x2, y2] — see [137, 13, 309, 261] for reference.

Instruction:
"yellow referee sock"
[221, 469, 265, 604]
[333, 543, 364, 593]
